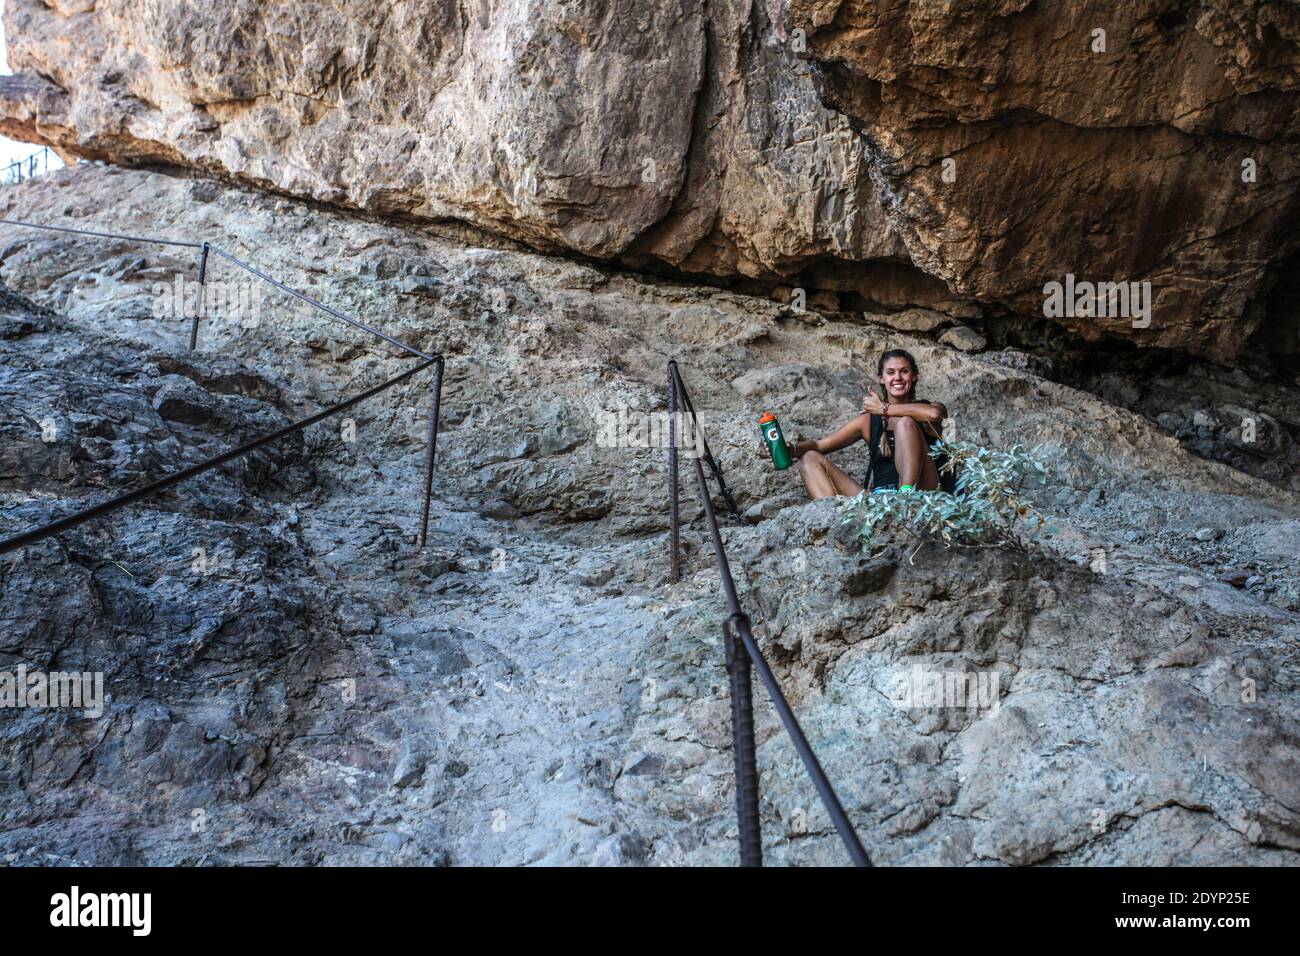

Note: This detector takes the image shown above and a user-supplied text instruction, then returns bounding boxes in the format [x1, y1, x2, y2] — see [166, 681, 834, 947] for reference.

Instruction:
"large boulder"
[786, 0, 1300, 359]
[0, 0, 900, 285]
[4, 1, 1297, 359]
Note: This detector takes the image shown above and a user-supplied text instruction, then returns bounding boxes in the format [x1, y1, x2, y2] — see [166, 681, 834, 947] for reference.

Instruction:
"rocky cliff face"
[1, 165, 1297, 865]
[4, 0, 1295, 359]
[0, 0, 903, 288]
[788, 0, 1300, 359]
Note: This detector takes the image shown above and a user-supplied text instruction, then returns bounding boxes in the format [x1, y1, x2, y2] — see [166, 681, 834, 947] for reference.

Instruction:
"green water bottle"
[759, 412, 792, 470]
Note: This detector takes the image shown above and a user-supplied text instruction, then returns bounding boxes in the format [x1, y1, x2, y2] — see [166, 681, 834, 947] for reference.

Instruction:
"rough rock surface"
[3, 1, 1297, 359]
[1, 164, 1297, 865]
[788, 0, 1300, 360]
[0, 0, 903, 288]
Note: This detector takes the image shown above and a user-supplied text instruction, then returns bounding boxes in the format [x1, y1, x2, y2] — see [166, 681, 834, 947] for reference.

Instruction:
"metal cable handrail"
[209, 245, 435, 361]
[0, 216, 445, 551]
[0, 218, 433, 358]
[2, 147, 52, 184]
[0, 217, 202, 248]
[0, 357, 439, 555]
[668, 359, 871, 867]
[1, 214, 867, 863]
[671, 368, 742, 522]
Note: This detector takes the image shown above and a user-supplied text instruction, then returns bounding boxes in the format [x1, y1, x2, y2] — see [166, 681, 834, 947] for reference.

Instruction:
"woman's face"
[878, 357, 916, 400]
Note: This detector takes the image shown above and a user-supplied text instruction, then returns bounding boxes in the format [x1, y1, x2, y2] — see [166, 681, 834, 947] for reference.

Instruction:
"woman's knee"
[797, 450, 826, 472]
[894, 417, 924, 447]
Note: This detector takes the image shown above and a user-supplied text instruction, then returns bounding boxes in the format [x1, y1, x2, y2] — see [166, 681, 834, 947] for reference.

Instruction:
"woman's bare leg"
[892, 418, 940, 490]
[796, 450, 864, 500]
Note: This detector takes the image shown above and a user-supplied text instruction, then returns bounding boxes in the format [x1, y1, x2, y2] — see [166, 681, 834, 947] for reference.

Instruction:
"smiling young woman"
[789, 348, 948, 499]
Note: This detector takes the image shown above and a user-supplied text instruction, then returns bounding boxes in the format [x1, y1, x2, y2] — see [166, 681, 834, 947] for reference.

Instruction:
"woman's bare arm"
[861, 393, 947, 424]
[793, 414, 871, 457]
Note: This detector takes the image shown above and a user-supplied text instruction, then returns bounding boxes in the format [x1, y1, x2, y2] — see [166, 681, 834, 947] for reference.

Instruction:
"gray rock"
[0, 164, 1295, 868]
[397, 276, 443, 297]
[869, 307, 950, 333]
[1219, 569, 1250, 588]
[392, 746, 430, 789]
[1156, 412, 1183, 433]
[987, 349, 1053, 377]
[151, 377, 216, 425]
[938, 325, 987, 352]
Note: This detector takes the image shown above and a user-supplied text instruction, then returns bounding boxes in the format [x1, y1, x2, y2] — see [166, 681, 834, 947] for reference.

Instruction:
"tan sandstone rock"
[1, 0, 1296, 361]
[787, 0, 1300, 360]
[939, 325, 987, 352]
[0, 0, 903, 285]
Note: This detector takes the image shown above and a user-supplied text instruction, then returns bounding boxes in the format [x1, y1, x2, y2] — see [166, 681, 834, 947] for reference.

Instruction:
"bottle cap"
[758, 412, 776, 424]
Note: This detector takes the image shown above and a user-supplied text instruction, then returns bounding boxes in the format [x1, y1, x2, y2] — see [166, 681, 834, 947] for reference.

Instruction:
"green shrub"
[840, 439, 1052, 555]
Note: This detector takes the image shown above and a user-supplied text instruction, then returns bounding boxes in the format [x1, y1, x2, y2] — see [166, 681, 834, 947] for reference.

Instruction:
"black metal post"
[416, 356, 444, 548]
[730, 610, 871, 867]
[668, 361, 680, 582]
[189, 241, 209, 351]
[677, 359, 871, 867]
[724, 613, 763, 866]
[686, 441, 764, 864]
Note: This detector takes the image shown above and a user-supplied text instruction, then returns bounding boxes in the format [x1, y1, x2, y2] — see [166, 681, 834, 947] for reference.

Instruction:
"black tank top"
[866, 402, 942, 490]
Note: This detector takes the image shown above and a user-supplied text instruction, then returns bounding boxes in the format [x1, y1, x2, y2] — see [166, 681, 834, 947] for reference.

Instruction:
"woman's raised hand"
[861, 391, 885, 417]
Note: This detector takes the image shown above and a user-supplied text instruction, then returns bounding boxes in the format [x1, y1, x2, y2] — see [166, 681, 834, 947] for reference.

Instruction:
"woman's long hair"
[875, 348, 919, 458]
